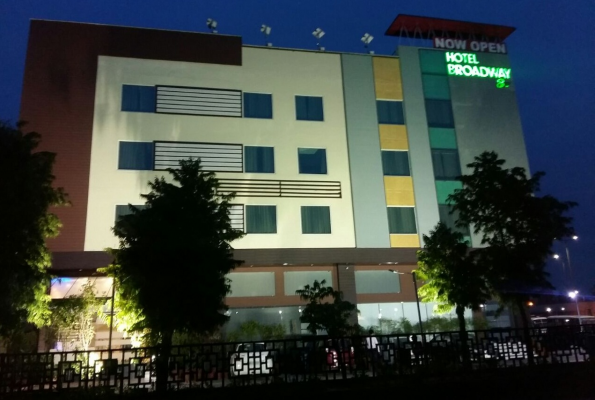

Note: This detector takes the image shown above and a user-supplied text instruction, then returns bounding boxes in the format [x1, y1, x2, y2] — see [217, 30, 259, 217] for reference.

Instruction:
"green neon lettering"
[471, 66, 480, 76]
[455, 64, 464, 75]
[445, 52, 457, 63]
[447, 64, 457, 75]
[444, 52, 512, 83]
[503, 69, 511, 79]
[468, 54, 480, 64]
[479, 66, 489, 77]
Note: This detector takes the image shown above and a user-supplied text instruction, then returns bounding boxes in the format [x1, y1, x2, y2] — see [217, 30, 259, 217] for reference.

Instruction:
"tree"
[449, 152, 576, 326]
[48, 282, 103, 351]
[103, 159, 243, 391]
[416, 223, 491, 367]
[296, 280, 356, 337]
[0, 121, 68, 339]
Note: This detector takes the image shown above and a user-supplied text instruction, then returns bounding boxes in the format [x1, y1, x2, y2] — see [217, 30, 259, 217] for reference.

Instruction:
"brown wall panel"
[20, 20, 242, 251]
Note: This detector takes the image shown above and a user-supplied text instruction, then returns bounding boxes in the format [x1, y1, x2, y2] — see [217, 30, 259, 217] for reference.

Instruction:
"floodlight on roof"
[261, 24, 272, 46]
[312, 28, 325, 39]
[361, 33, 374, 45]
[312, 28, 326, 51]
[207, 18, 218, 33]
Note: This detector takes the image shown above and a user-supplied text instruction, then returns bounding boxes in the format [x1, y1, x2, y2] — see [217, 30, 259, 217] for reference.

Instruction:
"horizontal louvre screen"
[156, 86, 242, 117]
[154, 141, 243, 172]
[218, 179, 341, 198]
[228, 204, 244, 231]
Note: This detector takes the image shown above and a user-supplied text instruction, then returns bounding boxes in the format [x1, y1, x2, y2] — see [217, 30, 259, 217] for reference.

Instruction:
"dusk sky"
[1, 1, 593, 296]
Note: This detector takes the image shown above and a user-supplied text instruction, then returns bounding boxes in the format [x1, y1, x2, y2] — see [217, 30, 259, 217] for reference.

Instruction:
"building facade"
[21, 16, 526, 343]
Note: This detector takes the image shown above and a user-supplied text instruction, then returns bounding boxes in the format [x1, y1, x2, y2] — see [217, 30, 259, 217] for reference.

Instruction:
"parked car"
[229, 342, 275, 376]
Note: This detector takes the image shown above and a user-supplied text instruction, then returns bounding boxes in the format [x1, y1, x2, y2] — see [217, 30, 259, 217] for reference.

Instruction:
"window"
[118, 142, 154, 170]
[425, 99, 454, 128]
[284, 271, 332, 295]
[121, 85, 156, 112]
[355, 271, 400, 294]
[295, 96, 324, 121]
[115, 204, 147, 222]
[377, 101, 405, 125]
[432, 149, 461, 180]
[429, 128, 457, 149]
[387, 207, 417, 234]
[298, 148, 327, 174]
[419, 50, 447, 75]
[244, 146, 275, 173]
[435, 180, 463, 204]
[301, 206, 331, 234]
[227, 272, 275, 297]
[438, 204, 470, 236]
[382, 151, 410, 176]
[422, 74, 451, 100]
[246, 205, 277, 233]
[243, 93, 273, 119]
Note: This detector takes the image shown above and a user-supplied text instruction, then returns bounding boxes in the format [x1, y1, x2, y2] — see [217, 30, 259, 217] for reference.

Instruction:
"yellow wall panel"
[379, 125, 409, 150]
[373, 57, 403, 100]
[390, 234, 420, 248]
[384, 176, 415, 205]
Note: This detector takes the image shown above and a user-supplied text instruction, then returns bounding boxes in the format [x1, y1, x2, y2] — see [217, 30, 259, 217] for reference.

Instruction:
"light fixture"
[561, 307, 565, 311]
[569, 290, 578, 299]
[261, 24, 272, 47]
[312, 28, 325, 51]
[553, 254, 560, 259]
[546, 307, 551, 312]
[572, 235, 579, 240]
[207, 18, 218, 33]
[361, 33, 374, 54]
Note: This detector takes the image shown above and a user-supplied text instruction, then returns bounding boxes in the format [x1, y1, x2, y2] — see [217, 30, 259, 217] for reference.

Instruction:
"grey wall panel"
[448, 52, 530, 247]
[341, 54, 390, 248]
[398, 46, 440, 243]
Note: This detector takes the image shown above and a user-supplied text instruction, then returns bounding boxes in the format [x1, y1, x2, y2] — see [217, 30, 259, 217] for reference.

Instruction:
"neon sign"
[445, 52, 511, 88]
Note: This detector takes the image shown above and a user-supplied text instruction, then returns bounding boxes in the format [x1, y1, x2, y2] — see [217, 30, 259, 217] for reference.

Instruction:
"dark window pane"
[425, 99, 454, 128]
[382, 151, 410, 176]
[246, 206, 277, 233]
[296, 96, 324, 121]
[439, 204, 470, 236]
[387, 207, 417, 234]
[118, 142, 154, 170]
[432, 149, 461, 180]
[301, 206, 331, 234]
[245, 146, 275, 173]
[121, 85, 156, 112]
[243, 93, 273, 119]
[377, 101, 405, 124]
[115, 204, 147, 222]
[298, 148, 327, 174]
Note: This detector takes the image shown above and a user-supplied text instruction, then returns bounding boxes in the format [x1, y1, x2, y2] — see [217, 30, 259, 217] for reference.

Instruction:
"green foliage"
[103, 159, 244, 345]
[416, 223, 491, 328]
[296, 280, 356, 337]
[226, 320, 285, 342]
[0, 121, 68, 336]
[48, 282, 103, 351]
[449, 151, 576, 306]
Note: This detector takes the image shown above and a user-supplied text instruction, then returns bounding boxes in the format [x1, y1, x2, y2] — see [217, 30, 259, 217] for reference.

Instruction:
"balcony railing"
[217, 179, 342, 198]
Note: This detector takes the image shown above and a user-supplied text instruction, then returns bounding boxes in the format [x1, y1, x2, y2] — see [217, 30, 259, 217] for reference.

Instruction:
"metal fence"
[1, 325, 594, 394]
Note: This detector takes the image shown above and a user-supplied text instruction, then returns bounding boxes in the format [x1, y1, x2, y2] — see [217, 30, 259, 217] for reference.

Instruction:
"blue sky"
[1, 0, 594, 295]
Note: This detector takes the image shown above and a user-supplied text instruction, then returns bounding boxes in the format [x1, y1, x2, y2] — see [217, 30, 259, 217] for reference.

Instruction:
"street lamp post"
[568, 290, 581, 326]
[388, 269, 424, 338]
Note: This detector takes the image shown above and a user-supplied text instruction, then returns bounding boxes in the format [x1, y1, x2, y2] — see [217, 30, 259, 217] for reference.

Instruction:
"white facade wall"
[85, 47, 356, 251]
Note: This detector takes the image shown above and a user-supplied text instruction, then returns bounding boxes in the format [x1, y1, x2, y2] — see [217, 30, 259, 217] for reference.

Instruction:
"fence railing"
[1, 325, 594, 394]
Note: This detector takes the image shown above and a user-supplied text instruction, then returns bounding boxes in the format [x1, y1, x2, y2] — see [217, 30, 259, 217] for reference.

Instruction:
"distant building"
[21, 15, 526, 346]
